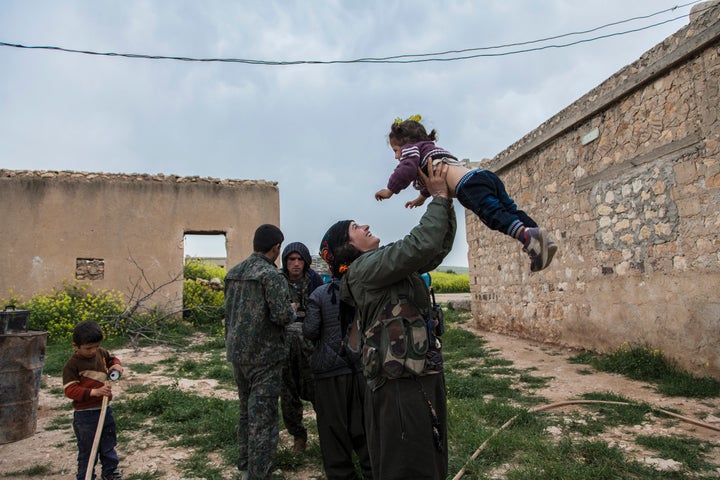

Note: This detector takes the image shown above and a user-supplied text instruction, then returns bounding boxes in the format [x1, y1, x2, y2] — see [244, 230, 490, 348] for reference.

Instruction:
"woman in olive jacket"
[321, 164, 455, 480]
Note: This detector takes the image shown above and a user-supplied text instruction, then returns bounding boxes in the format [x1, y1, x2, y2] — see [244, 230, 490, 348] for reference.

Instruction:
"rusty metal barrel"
[0, 308, 47, 444]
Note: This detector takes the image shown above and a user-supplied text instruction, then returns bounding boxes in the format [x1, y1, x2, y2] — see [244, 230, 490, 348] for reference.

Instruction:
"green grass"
[440, 311, 720, 479]
[160, 347, 235, 387]
[2, 464, 53, 477]
[45, 413, 73, 431]
[126, 362, 156, 374]
[36, 310, 720, 479]
[569, 344, 720, 399]
[636, 434, 716, 472]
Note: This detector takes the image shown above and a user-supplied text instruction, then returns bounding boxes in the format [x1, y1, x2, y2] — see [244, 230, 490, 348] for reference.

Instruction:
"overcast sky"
[0, 1, 699, 267]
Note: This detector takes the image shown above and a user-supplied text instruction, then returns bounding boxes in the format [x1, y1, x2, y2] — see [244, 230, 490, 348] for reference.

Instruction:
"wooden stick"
[85, 382, 110, 480]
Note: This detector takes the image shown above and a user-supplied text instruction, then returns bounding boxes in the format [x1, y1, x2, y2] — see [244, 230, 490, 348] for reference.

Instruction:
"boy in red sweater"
[62, 321, 124, 480]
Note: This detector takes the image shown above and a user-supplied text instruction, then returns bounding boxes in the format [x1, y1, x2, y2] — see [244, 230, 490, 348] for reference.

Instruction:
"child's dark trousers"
[73, 406, 119, 480]
[455, 169, 537, 234]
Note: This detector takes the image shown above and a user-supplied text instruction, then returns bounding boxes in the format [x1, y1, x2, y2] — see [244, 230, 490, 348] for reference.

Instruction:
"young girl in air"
[374, 115, 558, 272]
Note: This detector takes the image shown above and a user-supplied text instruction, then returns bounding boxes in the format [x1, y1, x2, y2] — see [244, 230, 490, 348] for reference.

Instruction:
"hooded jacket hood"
[282, 242, 312, 272]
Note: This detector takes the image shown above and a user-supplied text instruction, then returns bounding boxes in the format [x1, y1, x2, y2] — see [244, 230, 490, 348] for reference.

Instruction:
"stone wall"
[0, 170, 279, 312]
[467, 2, 720, 377]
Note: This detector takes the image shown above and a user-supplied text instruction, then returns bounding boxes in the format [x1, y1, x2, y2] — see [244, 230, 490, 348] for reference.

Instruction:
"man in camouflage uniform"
[225, 224, 296, 480]
[279, 242, 324, 453]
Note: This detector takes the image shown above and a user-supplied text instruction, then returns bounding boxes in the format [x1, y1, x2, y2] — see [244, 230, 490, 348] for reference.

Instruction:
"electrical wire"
[0, 1, 712, 66]
[355, 0, 703, 61]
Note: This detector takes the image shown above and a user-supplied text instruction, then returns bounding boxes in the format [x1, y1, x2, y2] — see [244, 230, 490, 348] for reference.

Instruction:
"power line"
[355, 0, 703, 61]
[0, 1, 708, 66]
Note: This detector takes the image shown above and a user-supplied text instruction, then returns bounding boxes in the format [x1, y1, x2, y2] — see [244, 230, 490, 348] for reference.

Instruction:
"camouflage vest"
[347, 281, 431, 389]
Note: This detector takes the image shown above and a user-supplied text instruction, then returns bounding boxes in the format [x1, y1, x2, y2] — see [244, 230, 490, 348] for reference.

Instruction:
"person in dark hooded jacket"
[280, 241, 324, 452]
[302, 241, 372, 479]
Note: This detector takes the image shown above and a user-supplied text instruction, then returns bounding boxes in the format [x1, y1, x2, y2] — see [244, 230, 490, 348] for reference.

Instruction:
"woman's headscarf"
[319, 220, 356, 278]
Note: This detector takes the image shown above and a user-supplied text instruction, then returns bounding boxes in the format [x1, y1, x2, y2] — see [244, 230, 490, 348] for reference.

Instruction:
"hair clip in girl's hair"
[394, 114, 422, 125]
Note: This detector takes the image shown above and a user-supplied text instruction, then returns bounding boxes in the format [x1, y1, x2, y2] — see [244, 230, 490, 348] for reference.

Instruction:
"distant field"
[436, 265, 468, 274]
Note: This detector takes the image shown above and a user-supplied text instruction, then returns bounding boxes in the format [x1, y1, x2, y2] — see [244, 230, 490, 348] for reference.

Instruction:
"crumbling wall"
[467, 2, 720, 377]
[0, 170, 279, 312]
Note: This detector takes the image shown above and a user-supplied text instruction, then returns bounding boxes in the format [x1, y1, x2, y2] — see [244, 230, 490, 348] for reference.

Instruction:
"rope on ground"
[452, 399, 720, 480]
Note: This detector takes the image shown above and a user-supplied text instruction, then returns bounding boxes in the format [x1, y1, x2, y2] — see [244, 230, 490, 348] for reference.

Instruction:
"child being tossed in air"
[375, 115, 557, 272]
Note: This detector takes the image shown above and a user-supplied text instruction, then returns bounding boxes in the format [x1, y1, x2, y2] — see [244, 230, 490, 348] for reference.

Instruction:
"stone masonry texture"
[467, 2, 720, 378]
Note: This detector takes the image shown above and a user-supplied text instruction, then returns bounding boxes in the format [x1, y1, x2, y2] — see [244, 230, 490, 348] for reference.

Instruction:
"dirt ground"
[1, 317, 719, 479]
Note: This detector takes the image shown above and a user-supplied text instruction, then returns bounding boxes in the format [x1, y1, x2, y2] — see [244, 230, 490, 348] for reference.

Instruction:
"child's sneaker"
[523, 227, 558, 272]
[101, 469, 122, 480]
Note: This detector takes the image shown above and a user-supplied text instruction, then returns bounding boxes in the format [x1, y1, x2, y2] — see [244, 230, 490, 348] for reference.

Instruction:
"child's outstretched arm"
[405, 193, 427, 209]
[375, 188, 394, 201]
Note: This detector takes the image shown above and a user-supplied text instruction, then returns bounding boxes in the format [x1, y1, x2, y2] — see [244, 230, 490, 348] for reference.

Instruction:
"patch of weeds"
[43, 342, 75, 376]
[483, 366, 520, 376]
[460, 410, 550, 474]
[46, 414, 73, 431]
[567, 350, 595, 365]
[552, 411, 607, 436]
[178, 452, 224, 479]
[441, 322, 490, 362]
[114, 385, 237, 476]
[579, 391, 652, 427]
[636, 434, 715, 472]
[117, 431, 134, 445]
[518, 372, 551, 389]
[111, 400, 151, 431]
[464, 368, 544, 406]
[48, 386, 64, 396]
[446, 397, 495, 473]
[126, 362, 156, 374]
[576, 368, 594, 375]
[189, 334, 225, 352]
[589, 343, 720, 399]
[504, 438, 663, 480]
[163, 355, 180, 366]
[483, 357, 515, 368]
[163, 349, 233, 385]
[445, 308, 471, 325]
[178, 358, 201, 374]
[3, 464, 52, 476]
[271, 439, 324, 478]
[448, 359, 477, 370]
[52, 403, 72, 411]
[657, 371, 720, 398]
[124, 384, 152, 394]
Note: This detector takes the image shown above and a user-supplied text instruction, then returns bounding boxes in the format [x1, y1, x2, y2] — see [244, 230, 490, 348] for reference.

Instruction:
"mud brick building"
[0, 171, 278, 312]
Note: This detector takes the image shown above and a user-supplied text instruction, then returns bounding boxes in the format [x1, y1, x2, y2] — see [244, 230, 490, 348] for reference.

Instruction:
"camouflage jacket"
[341, 196, 456, 390]
[225, 252, 295, 365]
[283, 268, 324, 321]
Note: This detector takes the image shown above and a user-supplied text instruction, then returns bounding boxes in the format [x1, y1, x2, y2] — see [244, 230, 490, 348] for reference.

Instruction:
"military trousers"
[233, 361, 282, 480]
[280, 322, 315, 441]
